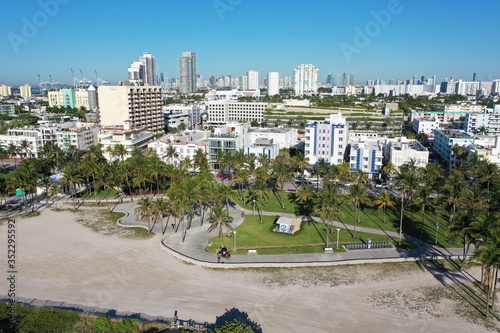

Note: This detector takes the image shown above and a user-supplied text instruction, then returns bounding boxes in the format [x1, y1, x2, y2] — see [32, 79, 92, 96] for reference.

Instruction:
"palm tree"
[395, 163, 419, 242]
[137, 197, 153, 231]
[477, 161, 498, 197]
[7, 143, 20, 166]
[207, 204, 234, 247]
[468, 239, 500, 318]
[216, 183, 237, 212]
[382, 161, 396, 183]
[294, 183, 315, 218]
[245, 187, 265, 223]
[311, 158, 329, 191]
[293, 151, 310, 177]
[193, 148, 210, 172]
[448, 209, 477, 270]
[113, 143, 128, 161]
[48, 183, 61, 209]
[373, 190, 395, 224]
[271, 156, 293, 209]
[164, 145, 179, 166]
[314, 183, 347, 246]
[61, 163, 83, 210]
[452, 144, 468, 167]
[231, 169, 248, 200]
[442, 169, 468, 225]
[179, 156, 193, 170]
[415, 185, 433, 233]
[19, 139, 32, 159]
[348, 184, 368, 238]
[151, 198, 168, 233]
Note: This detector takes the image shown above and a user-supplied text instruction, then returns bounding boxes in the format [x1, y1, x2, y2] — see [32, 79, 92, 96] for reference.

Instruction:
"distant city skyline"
[2, 0, 500, 86]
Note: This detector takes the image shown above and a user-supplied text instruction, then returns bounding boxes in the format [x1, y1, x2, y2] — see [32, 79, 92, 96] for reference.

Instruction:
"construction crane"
[79, 69, 93, 88]
[95, 70, 108, 85]
[38, 74, 50, 93]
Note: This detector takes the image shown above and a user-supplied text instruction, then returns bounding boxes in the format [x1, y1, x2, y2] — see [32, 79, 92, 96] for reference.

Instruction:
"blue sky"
[1, 0, 499, 87]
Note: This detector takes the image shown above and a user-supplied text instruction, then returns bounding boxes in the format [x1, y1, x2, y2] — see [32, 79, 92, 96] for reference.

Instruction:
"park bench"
[248, 249, 257, 255]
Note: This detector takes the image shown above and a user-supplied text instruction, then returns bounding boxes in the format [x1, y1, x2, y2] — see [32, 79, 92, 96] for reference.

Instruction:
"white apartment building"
[410, 109, 470, 123]
[209, 123, 250, 167]
[464, 107, 500, 136]
[147, 130, 210, 167]
[98, 85, 163, 133]
[56, 122, 99, 151]
[412, 117, 440, 135]
[163, 104, 203, 130]
[348, 139, 384, 179]
[247, 70, 259, 90]
[19, 84, 32, 98]
[293, 64, 319, 96]
[248, 127, 298, 151]
[0, 128, 43, 158]
[384, 137, 429, 170]
[0, 85, 12, 97]
[99, 121, 154, 161]
[205, 89, 261, 101]
[247, 138, 279, 161]
[304, 114, 348, 165]
[205, 100, 267, 124]
[267, 72, 279, 96]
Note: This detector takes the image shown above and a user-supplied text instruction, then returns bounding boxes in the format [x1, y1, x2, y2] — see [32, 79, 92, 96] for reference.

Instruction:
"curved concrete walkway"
[111, 199, 466, 268]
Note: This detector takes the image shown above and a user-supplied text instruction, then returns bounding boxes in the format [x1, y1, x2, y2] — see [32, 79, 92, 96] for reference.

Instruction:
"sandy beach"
[0, 207, 498, 333]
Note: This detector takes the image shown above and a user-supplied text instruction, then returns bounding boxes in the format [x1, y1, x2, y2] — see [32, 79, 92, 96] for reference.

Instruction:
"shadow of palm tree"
[207, 307, 262, 333]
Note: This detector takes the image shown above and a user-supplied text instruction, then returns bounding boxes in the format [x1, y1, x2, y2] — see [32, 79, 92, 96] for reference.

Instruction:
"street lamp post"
[435, 223, 439, 245]
[252, 199, 256, 216]
[336, 228, 340, 249]
[233, 230, 237, 252]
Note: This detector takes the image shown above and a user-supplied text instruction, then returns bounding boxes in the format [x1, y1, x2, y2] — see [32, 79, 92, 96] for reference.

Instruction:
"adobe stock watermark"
[7, 0, 71, 54]
[340, 0, 403, 63]
[213, 0, 243, 21]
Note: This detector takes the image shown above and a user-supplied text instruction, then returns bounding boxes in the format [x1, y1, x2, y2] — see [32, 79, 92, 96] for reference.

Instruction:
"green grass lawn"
[206, 215, 404, 255]
[81, 189, 121, 199]
[232, 186, 459, 248]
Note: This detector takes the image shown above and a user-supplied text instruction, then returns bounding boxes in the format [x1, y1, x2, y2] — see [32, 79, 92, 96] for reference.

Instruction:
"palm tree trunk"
[491, 268, 498, 308]
[461, 235, 468, 270]
[399, 194, 404, 244]
[257, 204, 262, 224]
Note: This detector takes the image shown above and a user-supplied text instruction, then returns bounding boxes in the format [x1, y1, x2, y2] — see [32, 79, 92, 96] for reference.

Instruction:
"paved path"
[111, 198, 466, 267]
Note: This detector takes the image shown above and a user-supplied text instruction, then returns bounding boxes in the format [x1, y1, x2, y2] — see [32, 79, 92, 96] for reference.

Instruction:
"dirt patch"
[74, 208, 153, 240]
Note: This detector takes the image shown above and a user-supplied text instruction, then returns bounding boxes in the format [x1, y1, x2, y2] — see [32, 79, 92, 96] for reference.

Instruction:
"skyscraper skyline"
[179, 51, 197, 94]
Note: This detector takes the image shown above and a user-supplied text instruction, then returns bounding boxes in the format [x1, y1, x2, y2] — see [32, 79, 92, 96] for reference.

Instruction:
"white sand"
[0, 209, 497, 333]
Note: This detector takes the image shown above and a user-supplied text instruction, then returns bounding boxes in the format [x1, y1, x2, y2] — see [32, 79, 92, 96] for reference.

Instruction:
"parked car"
[376, 183, 391, 189]
[294, 178, 311, 185]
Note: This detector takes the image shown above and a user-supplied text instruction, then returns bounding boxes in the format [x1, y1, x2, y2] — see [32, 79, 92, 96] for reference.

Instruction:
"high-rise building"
[326, 73, 333, 85]
[128, 53, 156, 86]
[342, 73, 348, 86]
[304, 114, 348, 165]
[179, 51, 197, 94]
[160, 73, 164, 83]
[349, 73, 355, 86]
[19, 84, 32, 98]
[239, 75, 248, 90]
[267, 72, 280, 96]
[0, 84, 12, 97]
[293, 64, 319, 96]
[335, 74, 342, 86]
[98, 85, 163, 133]
[140, 53, 156, 86]
[247, 70, 259, 90]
